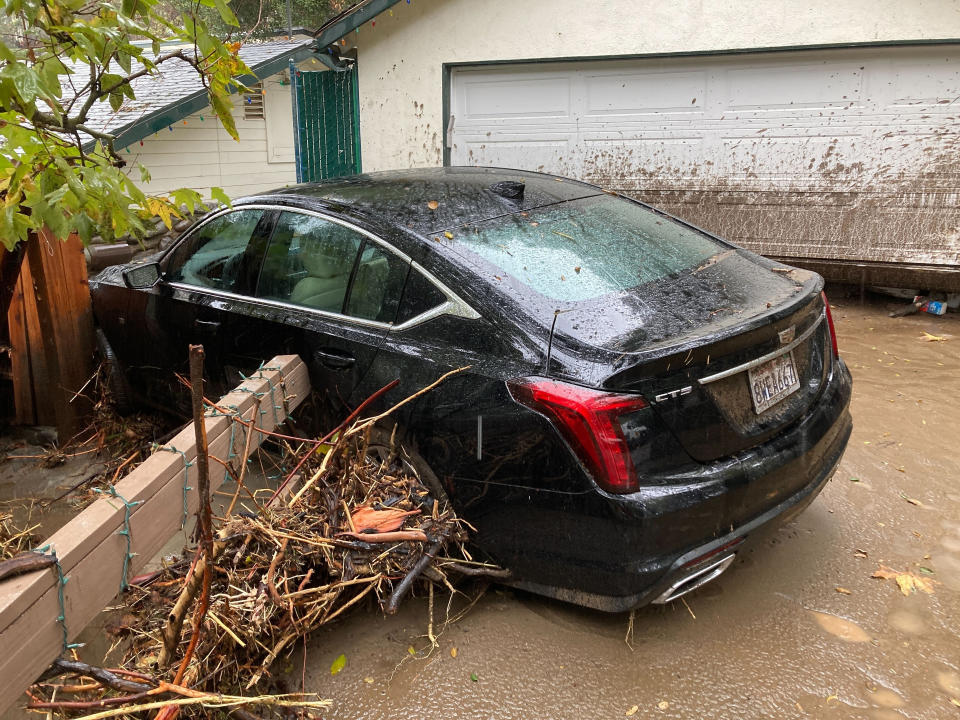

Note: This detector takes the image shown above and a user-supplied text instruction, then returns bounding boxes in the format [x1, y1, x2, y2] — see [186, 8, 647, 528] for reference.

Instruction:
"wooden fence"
[5, 231, 95, 434]
[0, 354, 310, 714]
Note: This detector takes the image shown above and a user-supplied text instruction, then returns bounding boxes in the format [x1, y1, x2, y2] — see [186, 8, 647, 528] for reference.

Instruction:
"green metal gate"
[291, 64, 361, 182]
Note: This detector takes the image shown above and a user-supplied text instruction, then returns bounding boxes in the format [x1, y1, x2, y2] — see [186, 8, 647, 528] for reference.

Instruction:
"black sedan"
[90, 167, 853, 611]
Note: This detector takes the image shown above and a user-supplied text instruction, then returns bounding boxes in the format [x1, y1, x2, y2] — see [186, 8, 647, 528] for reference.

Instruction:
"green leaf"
[2, 63, 39, 103]
[213, 0, 239, 27]
[470, 672, 478, 682]
[210, 186, 231, 208]
[330, 654, 346, 675]
[918, 567, 935, 575]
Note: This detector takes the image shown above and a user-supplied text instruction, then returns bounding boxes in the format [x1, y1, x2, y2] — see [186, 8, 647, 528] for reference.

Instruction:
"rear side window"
[396, 269, 447, 324]
[256, 212, 362, 313]
[166, 209, 265, 292]
[344, 241, 409, 323]
[450, 196, 722, 302]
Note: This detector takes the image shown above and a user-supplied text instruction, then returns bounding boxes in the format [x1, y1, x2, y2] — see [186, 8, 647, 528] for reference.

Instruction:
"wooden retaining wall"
[0, 354, 310, 714]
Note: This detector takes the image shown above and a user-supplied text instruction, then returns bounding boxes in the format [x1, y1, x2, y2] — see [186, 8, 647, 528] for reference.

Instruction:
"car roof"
[234, 167, 604, 235]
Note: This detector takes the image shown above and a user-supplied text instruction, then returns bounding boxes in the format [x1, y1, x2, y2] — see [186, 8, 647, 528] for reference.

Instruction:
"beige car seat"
[290, 235, 356, 311]
[347, 255, 390, 319]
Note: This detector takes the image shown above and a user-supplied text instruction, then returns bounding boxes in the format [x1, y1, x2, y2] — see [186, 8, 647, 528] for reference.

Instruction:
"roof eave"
[85, 41, 319, 154]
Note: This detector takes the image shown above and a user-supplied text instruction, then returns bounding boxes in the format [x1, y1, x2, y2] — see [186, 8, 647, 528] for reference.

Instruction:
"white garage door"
[449, 46, 960, 268]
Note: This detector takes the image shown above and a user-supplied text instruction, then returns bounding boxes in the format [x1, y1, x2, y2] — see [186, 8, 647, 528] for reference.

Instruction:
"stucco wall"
[352, 0, 960, 171]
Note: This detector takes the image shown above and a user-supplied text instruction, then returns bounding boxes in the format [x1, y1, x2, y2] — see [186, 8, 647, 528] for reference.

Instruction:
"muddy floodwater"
[289, 292, 960, 720]
[2, 292, 958, 720]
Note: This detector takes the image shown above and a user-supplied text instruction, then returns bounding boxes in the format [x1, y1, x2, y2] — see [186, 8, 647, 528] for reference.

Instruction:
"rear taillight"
[507, 378, 647, 494]
[822, 291, 839, 358]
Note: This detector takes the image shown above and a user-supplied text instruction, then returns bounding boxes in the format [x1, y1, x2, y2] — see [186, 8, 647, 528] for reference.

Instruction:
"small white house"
[92, 1, 960, 289]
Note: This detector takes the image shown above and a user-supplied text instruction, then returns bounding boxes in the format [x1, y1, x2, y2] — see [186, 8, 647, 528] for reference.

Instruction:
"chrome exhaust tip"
[652, 553, 737, 605]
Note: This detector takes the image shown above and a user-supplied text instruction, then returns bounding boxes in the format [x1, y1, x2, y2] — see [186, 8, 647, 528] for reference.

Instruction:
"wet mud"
[293, 291, 960, 719]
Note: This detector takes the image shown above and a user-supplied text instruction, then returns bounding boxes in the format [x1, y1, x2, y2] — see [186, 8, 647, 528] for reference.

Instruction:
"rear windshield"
[448, 195, 723, 302]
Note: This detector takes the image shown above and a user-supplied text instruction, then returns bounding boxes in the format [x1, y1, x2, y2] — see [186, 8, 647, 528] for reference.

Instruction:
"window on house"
[243, 83, 265, 120]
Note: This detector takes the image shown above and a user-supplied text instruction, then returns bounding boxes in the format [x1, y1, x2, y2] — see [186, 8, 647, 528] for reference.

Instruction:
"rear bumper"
[509, 357, 853, 612]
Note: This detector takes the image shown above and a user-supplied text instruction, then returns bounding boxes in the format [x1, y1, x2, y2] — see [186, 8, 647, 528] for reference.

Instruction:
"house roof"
[80, 39, 319, 152]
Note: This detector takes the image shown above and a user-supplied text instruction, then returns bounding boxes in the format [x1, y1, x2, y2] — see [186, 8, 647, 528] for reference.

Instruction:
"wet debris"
[26, 372, 504, 717]
[871, 565, 938, 596]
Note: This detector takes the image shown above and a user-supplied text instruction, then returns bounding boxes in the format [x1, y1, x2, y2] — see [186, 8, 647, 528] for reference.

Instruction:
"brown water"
[292, 291, 960, 720]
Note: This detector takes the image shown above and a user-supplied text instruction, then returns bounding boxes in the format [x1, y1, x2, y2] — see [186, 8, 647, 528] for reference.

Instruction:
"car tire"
[95, 328, 134, 414]
[364, 426, 448, 507]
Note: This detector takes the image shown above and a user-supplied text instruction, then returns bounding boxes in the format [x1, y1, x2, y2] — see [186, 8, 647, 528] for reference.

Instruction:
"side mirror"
[122, 262, 161, 289]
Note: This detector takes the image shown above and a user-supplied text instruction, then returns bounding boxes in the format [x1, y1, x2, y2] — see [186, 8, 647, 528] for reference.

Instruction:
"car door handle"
[313, 348, 355, 370]
[194, 319, 221, 332]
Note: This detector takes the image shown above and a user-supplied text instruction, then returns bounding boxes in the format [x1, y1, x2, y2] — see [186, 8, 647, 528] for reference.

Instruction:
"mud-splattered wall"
[350, 0, 960, 271]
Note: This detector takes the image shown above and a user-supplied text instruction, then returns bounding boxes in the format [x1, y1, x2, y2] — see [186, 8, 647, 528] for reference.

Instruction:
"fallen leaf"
[657, 701, 669, 710]
[826, 694, 839, 703]
[530, 221, 539, 227]
[552, 230, 574, 240]
[918, 566, 935, 575]
[427, 200, 439, 210]
[574, 266, 581, 273]
[407, 646, 416, 656]
[625, 706, 639, 716]
[921, 331, 946, 342]
[835, 587, 852, 595]
[470, 672, 478, 682]
[854, 549, 868, 558]
[899, 492, 922, 506]
[450, 647, 458, 658]
[363, 677, 374, 684]
[444, 230, 454, 239]
[871, 564, 938, 595]
[849, 477, 860, 483]
[330, 653, 346, 675]
[950, 697, 960, 707]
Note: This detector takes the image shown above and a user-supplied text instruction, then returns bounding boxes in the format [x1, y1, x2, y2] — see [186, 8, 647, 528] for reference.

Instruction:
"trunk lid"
[549, 253, 829, 463]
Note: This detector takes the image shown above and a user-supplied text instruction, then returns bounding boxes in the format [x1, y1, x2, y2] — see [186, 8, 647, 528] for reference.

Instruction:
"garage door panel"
[459, 75, 572, 120]
[457, 138, 572, 171]
[723, 64, 863, 111]
[450, 47, 960, 266]
[584, 70, 706, 116]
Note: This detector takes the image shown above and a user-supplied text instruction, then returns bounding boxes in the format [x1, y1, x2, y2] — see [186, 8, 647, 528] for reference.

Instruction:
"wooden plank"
[0, 355, 309, 714]
[7, 272, 35, 425]
[23, 232, 95, 438]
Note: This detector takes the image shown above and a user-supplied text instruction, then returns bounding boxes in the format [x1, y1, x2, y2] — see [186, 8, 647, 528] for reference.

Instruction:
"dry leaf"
[899, 492, 922, 506]
[921, 331, 946, 342]
[625, 706, 639, 717]
[427, 200, 439, 210]
[363, 676, 374, 684]
[444, 230, 454, 239]
[574, 266, 581, 273]
[871, 564, 938, 595]
[657, 701, 669, 710]
[835, 587, 852, 595]
[854, 549, 868, 558]
[950, 697, 960, 707]
[450, 647, 458, 658]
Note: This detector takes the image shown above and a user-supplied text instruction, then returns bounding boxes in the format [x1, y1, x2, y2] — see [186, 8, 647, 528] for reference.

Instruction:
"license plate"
[747, 351, 800, 414]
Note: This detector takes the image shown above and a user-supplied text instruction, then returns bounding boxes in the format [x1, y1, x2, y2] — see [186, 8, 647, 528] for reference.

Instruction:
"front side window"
[256, 212, 363, 313]
[166, 209, 266, 292]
